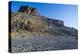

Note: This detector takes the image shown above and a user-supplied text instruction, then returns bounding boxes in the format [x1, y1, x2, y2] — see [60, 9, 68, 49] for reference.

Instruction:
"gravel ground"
[11, 33, 78, 53]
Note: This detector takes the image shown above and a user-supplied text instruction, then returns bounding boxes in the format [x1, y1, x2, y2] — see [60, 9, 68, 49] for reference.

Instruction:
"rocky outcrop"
[18, 6, 38, 16]
[47, 18, 64, 26]
[11, 11, 77, 36]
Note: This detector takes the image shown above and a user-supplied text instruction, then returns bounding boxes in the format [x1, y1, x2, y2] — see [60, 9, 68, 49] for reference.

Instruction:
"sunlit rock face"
[9, 6, 78, 53]
[18, 6, 39, 16]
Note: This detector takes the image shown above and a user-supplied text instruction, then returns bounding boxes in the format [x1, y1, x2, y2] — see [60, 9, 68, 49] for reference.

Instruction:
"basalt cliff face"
[9, 6, 78, 53]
